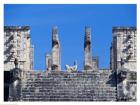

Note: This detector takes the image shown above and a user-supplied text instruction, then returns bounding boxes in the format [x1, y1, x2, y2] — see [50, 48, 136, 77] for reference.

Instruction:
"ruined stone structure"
[84, 27, 93, 71]
[111, 27, 137, 101]
[4, 26, 34, 71]
[4, 26, 34, 101]
[110, 27, 136, 71]
[4, 26, 137, 101]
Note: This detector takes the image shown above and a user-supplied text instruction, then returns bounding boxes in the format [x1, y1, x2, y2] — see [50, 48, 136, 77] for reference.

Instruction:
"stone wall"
[112, 27, 137, 71]
[4, 26, 34, 71]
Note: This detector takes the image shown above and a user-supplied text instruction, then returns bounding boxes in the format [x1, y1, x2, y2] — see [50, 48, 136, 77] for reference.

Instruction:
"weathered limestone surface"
[20, 70, 117, 101]
[4, 26, 34, 71]
[117, 68, 136, 101]
[8, 68, 22, 101]
[111, 27, 137, 101]
[92, 56, 99, 70]
[84, 27, 93, 70]
[51, 26, 61, 71]
[111, 27, 136, 71]
[46, 54, 52, 70]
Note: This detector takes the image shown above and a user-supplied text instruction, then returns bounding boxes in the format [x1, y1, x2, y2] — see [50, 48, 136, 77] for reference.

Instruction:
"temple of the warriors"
[4, 26, 137, 101]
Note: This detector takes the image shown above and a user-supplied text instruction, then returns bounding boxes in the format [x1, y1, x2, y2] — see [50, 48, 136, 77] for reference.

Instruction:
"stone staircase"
[21, 70, 117, 101]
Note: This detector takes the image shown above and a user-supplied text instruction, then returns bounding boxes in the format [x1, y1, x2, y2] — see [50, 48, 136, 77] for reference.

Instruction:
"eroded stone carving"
[52, 26, 61, 71]
[65, 61, 78, 72]
[117, 68, 136, 101]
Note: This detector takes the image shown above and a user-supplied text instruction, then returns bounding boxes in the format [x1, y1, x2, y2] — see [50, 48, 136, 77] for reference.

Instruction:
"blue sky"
[4, 4, 136, 70]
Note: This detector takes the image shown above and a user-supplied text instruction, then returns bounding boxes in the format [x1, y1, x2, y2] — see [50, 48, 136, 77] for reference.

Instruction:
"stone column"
[51, 26, 61, 71]
[92, 56, 99, 70]
[46, 54, 52, 71]
[84, 26, 93, 70]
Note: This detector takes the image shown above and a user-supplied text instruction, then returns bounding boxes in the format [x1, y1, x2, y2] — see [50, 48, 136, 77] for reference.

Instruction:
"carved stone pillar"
[51, 26, 61, 71]
[84, 26, 93, 70]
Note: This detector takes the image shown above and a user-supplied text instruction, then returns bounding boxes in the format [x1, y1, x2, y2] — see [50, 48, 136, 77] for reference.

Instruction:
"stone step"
[20, 71, 117, 101]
